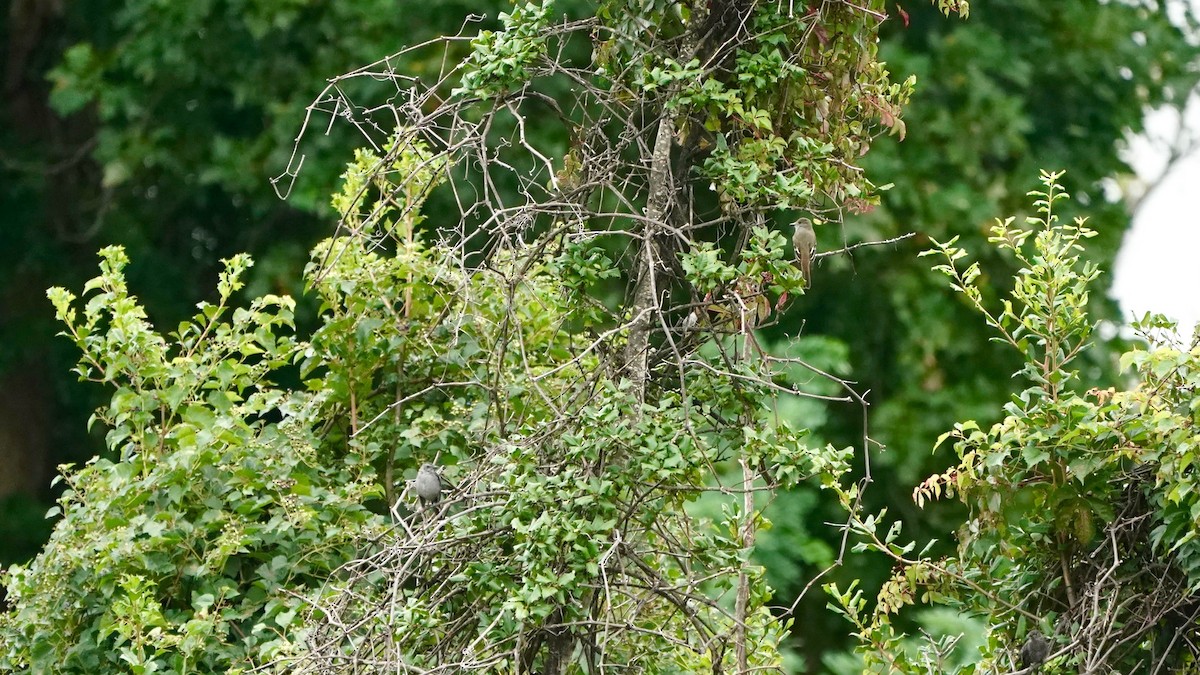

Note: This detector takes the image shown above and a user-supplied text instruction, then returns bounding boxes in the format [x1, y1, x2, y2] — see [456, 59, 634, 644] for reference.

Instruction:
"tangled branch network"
[267, 4, 908, 671]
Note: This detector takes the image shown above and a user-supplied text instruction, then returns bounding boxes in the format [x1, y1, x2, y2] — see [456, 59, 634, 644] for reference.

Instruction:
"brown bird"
[1019, 630, 1050, 672]
[792, 218, 816, 288]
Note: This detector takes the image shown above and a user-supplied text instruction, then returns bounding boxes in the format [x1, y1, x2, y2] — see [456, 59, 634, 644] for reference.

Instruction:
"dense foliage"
[2, 0, 1199, 672]
[6, 0, 914, 661]
[282, 144, 844, 672]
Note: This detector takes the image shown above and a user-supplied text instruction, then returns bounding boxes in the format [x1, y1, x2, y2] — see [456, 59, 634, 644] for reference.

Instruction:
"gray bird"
[414, 463, 443, 505]
[1019, 630, 1050, 672]
[792, 218, 816, 289]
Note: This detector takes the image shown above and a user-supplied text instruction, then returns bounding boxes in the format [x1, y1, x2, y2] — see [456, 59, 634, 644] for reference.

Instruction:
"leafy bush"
[834, 172, 1200, 672]
[0, 246, 384, 672]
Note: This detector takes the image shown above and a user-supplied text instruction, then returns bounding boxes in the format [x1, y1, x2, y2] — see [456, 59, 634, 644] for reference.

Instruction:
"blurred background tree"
[2, 0, 1197, 670]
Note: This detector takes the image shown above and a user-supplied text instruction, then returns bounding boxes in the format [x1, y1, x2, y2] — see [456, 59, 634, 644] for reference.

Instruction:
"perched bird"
[1019, 630, 1050, 672]
[681, 309, 699, 334]
[414, 463, 443, 506]
[792, 218, 816, 288]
